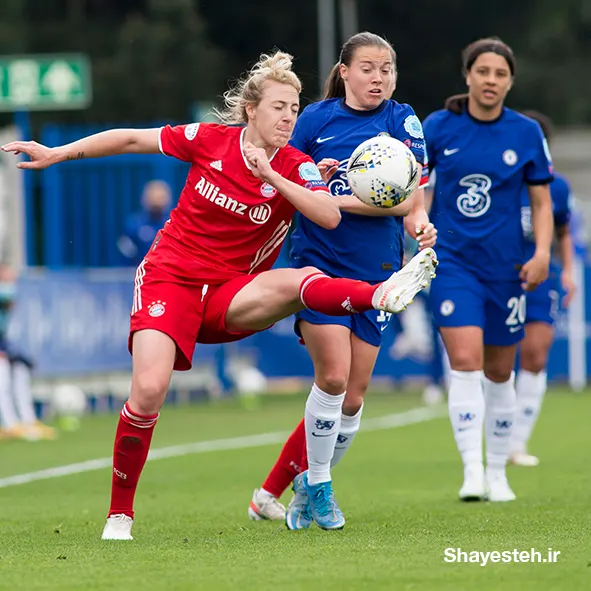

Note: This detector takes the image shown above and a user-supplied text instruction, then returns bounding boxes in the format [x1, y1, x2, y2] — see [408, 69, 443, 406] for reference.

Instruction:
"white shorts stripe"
[132, 260, 147, 315]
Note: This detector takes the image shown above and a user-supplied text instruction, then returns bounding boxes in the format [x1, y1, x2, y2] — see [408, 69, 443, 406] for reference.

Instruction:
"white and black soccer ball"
[346, 136, 420, 208]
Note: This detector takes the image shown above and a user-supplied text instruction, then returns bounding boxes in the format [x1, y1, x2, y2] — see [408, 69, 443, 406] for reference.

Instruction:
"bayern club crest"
[260, 182, 277, 198]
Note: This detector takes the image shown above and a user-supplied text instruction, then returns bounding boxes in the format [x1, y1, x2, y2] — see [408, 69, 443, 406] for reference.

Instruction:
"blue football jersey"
[289, 98, 427, 281]
[521, 172, 572, 261]
[424, 107, 553, 281]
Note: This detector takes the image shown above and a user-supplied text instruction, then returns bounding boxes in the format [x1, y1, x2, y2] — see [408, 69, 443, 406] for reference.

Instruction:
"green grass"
[0, 390, 589, 590]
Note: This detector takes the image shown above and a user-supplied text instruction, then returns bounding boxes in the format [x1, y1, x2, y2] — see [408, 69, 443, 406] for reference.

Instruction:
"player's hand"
[561, 270, 576, 307]
[316, 158, 340, 183]
[520, 253, 550, 291]
[243, 142, 274, 182]
[1, 141, 58, 170]
[404, 212, 437, 250]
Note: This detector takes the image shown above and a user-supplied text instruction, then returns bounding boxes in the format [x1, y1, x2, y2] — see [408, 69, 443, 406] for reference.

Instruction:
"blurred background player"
[3, 50, 436, 540]
[0, 265, 55, 441]
[423, 37, 554, 502]
[117, 180, 172, 267]
[510, 110, 575, 467]
[248, 32, 437, 531]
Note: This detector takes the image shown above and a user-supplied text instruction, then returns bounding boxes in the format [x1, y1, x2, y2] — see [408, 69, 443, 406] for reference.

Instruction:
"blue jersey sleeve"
[524, 121, 554, 185]
[290, 107, 315, 155]
[392, 105, 427, 166]
[421, 112, 439, 172]
[551, 175, 572, 228]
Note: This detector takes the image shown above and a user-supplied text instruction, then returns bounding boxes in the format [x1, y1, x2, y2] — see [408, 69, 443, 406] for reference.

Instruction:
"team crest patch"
[440, 300, 455, 316]
[299, 162, 322, 181]
[148, 301, 166, 317]
[260, 182, 277, 198]
[502, 149, 518, 166]
[184, 123, 199, 140]
[403, 115, 424, 139]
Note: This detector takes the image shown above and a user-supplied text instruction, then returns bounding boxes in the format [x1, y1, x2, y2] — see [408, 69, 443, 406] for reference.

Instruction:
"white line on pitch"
[0, 405, 445, 489]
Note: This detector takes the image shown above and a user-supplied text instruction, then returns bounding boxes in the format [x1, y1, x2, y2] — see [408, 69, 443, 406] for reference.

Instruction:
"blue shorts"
[525, 274, 561, 325]
[429, 264, 525, 346]
[295, 308, 393, 347]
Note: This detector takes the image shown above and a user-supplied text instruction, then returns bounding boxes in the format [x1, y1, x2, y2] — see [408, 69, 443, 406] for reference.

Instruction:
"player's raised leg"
[224, 252, 437, 333]
[102, 329, 176, 541]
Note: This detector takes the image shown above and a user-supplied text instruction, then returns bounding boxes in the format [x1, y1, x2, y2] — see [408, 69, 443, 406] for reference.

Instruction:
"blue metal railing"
[27, 123, 189, 268]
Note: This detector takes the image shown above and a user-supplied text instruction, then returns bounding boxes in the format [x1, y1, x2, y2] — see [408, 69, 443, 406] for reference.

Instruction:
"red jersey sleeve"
[159, 122, 204, 162]
[286, 157, 329, 193]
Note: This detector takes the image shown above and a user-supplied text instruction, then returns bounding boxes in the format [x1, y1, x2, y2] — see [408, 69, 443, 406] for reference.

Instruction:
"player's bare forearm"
[54, 129, 161, 163]
[267, 172, 341, 229]
[337, 195, 413, 217]
[528, 184, 554, 259]
[556, 225, 574, 275]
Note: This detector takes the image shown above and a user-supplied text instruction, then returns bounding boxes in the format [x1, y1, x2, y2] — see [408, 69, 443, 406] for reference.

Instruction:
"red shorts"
[129, 260, 261, 371]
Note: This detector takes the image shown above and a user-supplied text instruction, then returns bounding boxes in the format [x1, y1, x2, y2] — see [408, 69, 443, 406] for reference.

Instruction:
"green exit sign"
[0, 54, 92, 112]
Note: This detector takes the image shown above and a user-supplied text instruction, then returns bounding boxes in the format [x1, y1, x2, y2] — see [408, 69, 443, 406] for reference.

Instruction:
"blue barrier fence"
[6, 266, 591, 385]
[26, 123, 187, 268]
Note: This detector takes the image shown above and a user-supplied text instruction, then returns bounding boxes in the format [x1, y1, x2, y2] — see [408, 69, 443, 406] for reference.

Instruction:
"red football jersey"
[146, 123, 328, 283]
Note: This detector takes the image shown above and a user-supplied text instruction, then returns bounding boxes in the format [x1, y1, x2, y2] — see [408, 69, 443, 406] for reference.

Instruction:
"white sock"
[483, 373, 517, 473]
[258, 488, 276, 499]
[512, 369, 547, 453]
[447, 370, 485, 468]
[12, 362, 38, 425]
[331, 403, 363, 468]
[304, 383, 345, 485]
[0, 356, 18, 429]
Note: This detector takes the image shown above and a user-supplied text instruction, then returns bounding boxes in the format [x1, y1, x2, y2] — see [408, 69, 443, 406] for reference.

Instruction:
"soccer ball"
[346, 136, 420, 208]
[52, 384, 87, 417]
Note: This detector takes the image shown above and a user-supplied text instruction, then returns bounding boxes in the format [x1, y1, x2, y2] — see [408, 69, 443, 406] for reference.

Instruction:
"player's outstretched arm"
[2, 128, 161, 170]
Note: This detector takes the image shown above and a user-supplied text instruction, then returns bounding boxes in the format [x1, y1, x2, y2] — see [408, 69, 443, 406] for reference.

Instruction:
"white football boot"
[459, 463, 487, 502]
[372, 248, 438, 314]
[509, 444, 540, 467]
[509, 451, 540, 467]
[486, 469, 517, 502]
[248, 489, 286, 521]
[101, 514, 134, 540]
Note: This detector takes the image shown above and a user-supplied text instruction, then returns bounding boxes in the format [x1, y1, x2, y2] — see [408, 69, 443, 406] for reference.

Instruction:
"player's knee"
[484, 367, 513, 383]
[520, 349, 548, 374]
[449, 354, 482, 372]
[316, 370, 348, 395]
[342, 395, 363, 416]
[300, 266, 321, 276]
[130, 372, 168, 414]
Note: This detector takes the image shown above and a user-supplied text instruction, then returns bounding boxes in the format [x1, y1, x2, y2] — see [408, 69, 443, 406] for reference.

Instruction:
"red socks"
[261, 419, 306, 497]
[300, 273, 377, 316]
[108, 402, 159, 519]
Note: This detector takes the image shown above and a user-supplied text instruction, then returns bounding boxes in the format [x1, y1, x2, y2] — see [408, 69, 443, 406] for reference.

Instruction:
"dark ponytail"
[444, 37, 516, 114]
[444, 94, 469, 114]
[323, 63, 346, 99]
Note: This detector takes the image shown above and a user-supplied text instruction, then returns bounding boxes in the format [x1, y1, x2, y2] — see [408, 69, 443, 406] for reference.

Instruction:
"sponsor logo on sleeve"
[403, 115, 424, 139]
[299, 161, 322, 181]
[184, 123, 200, 140]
